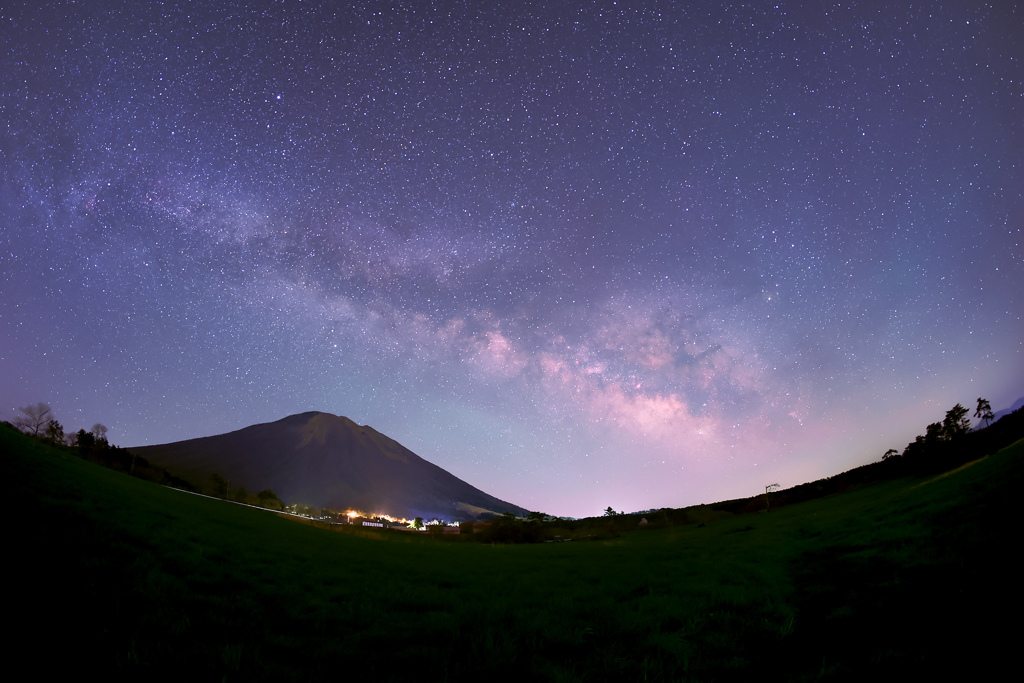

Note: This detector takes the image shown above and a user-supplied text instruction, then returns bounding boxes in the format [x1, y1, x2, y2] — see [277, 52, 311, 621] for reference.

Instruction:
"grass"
[5, 423, 1021, 681]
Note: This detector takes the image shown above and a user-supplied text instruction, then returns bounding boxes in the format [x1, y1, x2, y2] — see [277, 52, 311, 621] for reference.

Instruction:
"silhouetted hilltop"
[130, 412, 527, 521]
[989, 396, 1024, 425]
[727, 402, 1024, 514]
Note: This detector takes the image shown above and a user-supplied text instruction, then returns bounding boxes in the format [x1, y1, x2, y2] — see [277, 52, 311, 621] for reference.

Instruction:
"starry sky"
[2, 1, 1022, 517]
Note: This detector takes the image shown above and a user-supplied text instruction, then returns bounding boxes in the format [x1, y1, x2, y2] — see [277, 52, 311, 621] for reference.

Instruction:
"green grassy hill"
[5, 422, 1021, 681]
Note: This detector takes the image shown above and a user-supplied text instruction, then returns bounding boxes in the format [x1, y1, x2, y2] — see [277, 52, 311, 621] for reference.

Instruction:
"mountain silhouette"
[130, 412, 527, 521]
[990, 396, 1024, 424]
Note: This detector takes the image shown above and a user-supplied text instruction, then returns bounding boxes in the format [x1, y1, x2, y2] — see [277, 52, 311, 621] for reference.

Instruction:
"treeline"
[204, 472, 284, 510]
[77, 436, 197, 491]
[9, 397, 1020, 541]
[3, 416, 197, 490]
[463, 398, 1024, 543]
[7, 402, 197, 490]
[886, 399, 1019, 474]
[738, 398, 1024, 514]
[5, 402, 286, 509]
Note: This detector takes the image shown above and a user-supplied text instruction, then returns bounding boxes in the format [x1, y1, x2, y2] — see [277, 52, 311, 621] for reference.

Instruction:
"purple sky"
[2, 1, 1021, 517]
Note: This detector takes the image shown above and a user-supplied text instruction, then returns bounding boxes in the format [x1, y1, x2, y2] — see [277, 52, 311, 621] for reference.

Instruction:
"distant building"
[348, 516, 384, 527]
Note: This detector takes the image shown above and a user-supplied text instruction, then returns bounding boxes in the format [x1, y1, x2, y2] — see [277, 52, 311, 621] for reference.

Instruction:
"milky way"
[2, 1, 1021, 516]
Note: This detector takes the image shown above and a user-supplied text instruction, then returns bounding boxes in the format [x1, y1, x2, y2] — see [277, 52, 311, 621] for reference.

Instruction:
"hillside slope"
[6, 421, 1022, 680]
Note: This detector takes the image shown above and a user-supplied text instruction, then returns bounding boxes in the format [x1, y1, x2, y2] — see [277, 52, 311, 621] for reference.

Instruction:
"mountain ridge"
[990, 396, 1024, 424]
[130, 411, 527, 521]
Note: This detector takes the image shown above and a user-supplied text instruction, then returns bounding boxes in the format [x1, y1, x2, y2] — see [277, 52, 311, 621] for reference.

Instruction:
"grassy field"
[5, 423, 1021, 681]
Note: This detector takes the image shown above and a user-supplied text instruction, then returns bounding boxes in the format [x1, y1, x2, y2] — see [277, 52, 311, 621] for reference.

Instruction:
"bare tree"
[15, 402, 53, 437]
[91, 423, 108, 442]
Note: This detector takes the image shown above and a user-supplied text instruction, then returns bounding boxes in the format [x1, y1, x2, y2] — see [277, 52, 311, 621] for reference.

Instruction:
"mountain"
[130, 412, 528, 521]
[972, 396, 1024, 430]
[990, 396, 1024, 424]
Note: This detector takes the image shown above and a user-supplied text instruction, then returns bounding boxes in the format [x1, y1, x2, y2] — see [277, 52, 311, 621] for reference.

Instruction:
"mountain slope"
[130, 411, 527, 521]
[990, 396, 1024, 424]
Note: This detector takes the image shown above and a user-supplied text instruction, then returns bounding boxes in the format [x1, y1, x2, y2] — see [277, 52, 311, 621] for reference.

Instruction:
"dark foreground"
[5, 422, 1021, 681]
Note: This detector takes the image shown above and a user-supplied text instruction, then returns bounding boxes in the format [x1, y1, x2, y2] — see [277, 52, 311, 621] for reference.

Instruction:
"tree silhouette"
[91, 423, 108, 445]
[256, 489, 283, 510]
[942, 403, 971, 440]
[210, 473, 229, 498]
[15, 402, 52, 437]
[44, 419, 65, 444]
[975, 397, 994, 428]
[75, 429, 95, 454]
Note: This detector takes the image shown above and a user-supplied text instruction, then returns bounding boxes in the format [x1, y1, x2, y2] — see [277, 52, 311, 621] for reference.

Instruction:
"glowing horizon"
[2, 1, 1021, 518]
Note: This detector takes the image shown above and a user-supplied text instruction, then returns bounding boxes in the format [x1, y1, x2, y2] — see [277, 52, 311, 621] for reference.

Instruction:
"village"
[284, 504, 496, 535]
[282, 503, 583, 535]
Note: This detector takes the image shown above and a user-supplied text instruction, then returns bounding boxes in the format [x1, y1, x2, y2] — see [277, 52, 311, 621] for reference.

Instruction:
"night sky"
[2, 1, 1021, 517]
